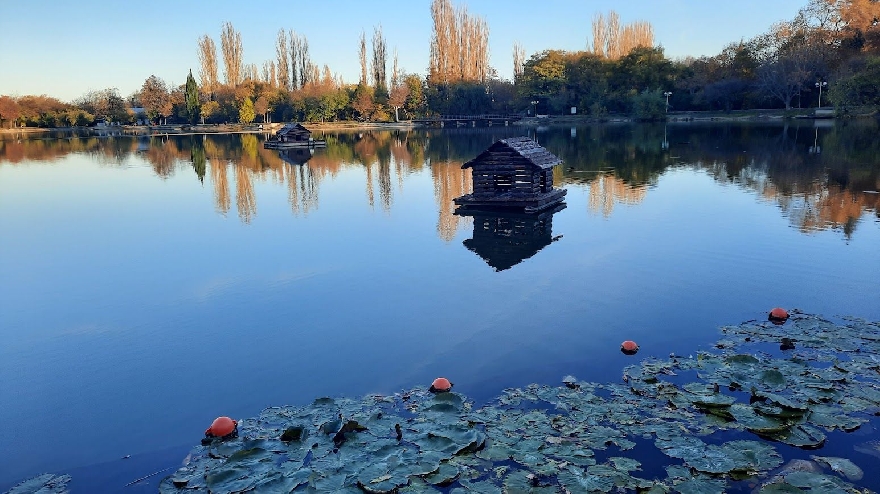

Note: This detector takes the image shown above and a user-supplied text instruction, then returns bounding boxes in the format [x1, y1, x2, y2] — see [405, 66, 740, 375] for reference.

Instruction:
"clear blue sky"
[0, 0, 806, 102]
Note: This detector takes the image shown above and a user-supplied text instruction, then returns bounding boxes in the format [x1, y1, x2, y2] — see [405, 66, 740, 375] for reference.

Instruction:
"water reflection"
[1, 121, 878, 238]
[457, 204, 565, 271]
[587, 173, 648, 217]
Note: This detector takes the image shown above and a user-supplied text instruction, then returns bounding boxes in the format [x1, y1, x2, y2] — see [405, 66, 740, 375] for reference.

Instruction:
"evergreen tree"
[185, 70, 200, 124]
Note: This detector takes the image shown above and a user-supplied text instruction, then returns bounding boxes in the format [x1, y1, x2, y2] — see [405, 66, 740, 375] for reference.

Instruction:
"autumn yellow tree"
[220, 22, 243, 86]
[197, 35, 219, 95]
[589, 10, 654, 60]
[429, 0, 489, 84]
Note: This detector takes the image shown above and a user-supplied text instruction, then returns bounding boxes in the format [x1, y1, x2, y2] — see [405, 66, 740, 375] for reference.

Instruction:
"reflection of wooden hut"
[278, 147, 314, 166]
[264, 123, 326, 149]
[456, 204, 565, 271]
[453, 137, 566, 213]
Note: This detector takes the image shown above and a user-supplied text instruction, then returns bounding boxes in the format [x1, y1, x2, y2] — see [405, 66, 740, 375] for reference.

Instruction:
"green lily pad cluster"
[5, 473, 71, 494]
[159, 313, 880, 493]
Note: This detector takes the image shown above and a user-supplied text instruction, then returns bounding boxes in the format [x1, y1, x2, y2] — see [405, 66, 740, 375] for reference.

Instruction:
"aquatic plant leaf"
[455, 477, 502, 493]
[400, 477, 441, 493]
[722, 440, 783, 472]
[766, 424, 826, 448]
[757, 392, 808, 412]
[810, 456, 864, 481]
[6, 474, 72, 494]
[672, 477, 727, 494]
[757, 481, 804, 493]
[759, 369, 786, 387]
[728, 403, 791, 433]
[782, 470, 857, 491]
[691, 392, 737, 408]
[807, 405, 863, 431]
[609, 456, 641, 472]
[424, 462, 459, 486]
[557, 467, 616, 492]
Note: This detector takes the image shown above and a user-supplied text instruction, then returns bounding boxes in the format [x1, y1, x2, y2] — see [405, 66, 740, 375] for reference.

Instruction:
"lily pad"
[6, 474, 72, 494]
[810, 456, 864, 481]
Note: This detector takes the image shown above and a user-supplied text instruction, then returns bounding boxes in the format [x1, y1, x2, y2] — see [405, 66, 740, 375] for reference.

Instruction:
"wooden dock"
[413, 114, 523, 127]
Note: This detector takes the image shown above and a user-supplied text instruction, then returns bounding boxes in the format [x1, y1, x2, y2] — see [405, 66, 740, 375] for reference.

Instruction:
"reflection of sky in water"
[0, 126, 879, 489]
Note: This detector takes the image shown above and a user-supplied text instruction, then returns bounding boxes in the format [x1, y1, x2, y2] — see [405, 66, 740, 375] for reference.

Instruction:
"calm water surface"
[1, 122, 879, 490]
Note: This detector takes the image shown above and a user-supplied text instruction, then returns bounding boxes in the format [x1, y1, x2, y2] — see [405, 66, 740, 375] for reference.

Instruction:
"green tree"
[239, 96, 255, 124]
[632, 89, 666, 120]
[185, 70, 200, 124]
[830, 56, 880, 108]
[403, 74, 425, 117]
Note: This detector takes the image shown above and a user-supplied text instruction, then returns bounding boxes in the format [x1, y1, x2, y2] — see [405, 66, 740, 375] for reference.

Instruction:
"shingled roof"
[276, 123, 310, 137]
[462, 137, 561, 170]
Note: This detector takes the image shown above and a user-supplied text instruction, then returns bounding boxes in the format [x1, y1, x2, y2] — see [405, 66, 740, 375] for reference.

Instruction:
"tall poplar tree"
[185, 69, 200, 124]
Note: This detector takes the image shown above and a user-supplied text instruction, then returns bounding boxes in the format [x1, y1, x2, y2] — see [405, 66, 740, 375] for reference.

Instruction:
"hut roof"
[276, 123, 311, 137]
[462, 137, 561, 170]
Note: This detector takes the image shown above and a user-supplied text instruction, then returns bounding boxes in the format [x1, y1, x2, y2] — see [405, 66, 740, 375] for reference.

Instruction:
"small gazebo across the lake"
[264, 123, 327, 149]
[275, 123, 312, 143]
[453, 137, 566, 213]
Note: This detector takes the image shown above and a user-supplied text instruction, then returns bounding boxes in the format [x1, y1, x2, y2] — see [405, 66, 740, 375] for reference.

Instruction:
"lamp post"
[531, 100, 539, 117]
[815, 80, 827, 108]
[663, 91, 672, 113]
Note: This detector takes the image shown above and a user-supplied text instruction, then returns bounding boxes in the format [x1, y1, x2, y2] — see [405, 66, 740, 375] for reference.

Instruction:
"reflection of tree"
[235, 163, 256, 223]
[286, 163, 318, 215]
[669, 121, 880, 237]
[0, 134, 137, 164]
[4, 126, 877, 237]
[210, 160, 231, 215]
[587, 173, 648, 217]
[143, 137, 180, 178]
[191, 136, 206, 183]
[432, 160, 472, 242]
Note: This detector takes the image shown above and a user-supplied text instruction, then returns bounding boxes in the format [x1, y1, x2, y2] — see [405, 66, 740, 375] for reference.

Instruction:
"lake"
[1, 121, 879, 491]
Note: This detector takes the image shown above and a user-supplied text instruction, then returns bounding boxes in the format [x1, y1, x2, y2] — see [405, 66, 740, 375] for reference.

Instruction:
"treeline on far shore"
[1, 0, 879, 130]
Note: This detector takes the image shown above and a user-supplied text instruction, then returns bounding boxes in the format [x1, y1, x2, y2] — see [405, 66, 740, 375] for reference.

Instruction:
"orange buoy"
[768, 307, 789, 325]
[620, 340, 639, 355]
[429, 377, 453, 393]
[205, 416, 237, 437]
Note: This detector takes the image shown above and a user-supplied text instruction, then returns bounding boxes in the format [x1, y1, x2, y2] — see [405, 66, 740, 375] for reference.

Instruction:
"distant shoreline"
[1, 109, 876, 136]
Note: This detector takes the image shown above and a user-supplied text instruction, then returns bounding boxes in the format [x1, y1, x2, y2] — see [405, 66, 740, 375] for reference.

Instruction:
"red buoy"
[430, 377, 453, 393]
[620, 340, 639, 355]
[768, 308, 789, 325]
[205, 416, 237, 437]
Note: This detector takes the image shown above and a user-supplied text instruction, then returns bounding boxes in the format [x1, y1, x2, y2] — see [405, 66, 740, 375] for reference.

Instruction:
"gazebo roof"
[276, 123, 311, 136]
[462, 137, 561, 170]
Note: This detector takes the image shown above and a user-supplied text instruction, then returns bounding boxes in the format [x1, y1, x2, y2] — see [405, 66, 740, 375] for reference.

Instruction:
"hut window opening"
[494, 174, 513, 192]
[540, 171, 552, 192]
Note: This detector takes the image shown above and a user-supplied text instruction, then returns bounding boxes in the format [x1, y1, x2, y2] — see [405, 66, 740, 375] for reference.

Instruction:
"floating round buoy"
[205, 416, 237, 438]
[429, 377, 453, 393]
[620, 340, 639, 355]
[768, 307, 789, 325]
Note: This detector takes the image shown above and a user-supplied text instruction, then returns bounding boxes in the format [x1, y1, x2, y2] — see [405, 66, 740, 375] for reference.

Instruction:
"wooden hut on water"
[453, 137, 566, 213]
[264, 123, 326, 149]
